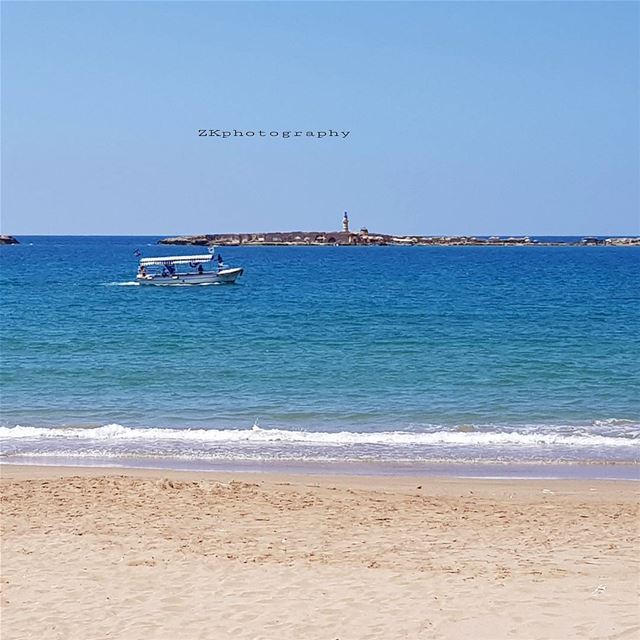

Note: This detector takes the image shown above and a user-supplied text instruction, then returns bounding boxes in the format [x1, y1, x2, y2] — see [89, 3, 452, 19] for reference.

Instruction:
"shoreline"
[2, 462, 640, 489]
[2, 464, 638, 639]
[2, 457, 639, 480]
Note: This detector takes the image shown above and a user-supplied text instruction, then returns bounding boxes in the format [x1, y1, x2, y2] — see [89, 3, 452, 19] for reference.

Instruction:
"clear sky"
[2, 1, 638, 236]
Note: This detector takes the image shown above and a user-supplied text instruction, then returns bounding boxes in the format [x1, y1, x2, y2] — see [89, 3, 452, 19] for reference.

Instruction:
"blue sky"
[2, 1, 638, 236]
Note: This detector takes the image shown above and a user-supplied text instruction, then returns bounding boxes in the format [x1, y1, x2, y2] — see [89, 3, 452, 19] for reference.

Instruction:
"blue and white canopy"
[139, 254, 214, 266]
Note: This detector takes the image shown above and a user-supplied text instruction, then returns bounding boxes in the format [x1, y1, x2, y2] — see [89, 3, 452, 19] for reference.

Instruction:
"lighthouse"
[342, 211, 350, 233]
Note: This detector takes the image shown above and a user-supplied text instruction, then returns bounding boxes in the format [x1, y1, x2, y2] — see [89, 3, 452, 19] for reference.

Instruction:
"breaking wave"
[1, 422, 638, 448]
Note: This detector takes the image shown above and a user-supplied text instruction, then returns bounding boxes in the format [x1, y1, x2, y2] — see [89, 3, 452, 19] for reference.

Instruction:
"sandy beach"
[1, 465, 638, 640]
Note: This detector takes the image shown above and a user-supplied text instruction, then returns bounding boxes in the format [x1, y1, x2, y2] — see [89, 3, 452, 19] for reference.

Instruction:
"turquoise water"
[1, 236, 638, 467]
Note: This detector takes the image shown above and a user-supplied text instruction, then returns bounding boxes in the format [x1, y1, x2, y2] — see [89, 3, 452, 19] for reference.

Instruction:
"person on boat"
[197, 264, 204, 274]
[139, 265, 146, 277]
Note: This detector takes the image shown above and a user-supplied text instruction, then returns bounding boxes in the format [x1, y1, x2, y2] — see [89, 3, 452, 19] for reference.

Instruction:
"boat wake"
[105, 281, 140, 286]
[104, 281, 227, 287]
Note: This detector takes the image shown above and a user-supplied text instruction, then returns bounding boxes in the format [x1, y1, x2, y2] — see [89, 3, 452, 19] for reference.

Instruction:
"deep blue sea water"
[1, 236, 638, 471]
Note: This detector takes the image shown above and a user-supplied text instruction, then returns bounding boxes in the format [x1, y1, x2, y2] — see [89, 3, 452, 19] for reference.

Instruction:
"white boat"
[136, 254, 244, 285]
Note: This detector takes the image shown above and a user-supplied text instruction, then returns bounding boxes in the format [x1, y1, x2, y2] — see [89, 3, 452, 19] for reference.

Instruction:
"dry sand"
[1, 465, 638, 640]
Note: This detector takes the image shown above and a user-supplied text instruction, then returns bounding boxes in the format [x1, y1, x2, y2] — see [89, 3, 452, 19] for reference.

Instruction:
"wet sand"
[1, 465, 638, 639]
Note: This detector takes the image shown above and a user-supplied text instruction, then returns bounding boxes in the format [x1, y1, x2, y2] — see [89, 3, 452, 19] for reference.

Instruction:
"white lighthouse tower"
[342, 211, 350, 233]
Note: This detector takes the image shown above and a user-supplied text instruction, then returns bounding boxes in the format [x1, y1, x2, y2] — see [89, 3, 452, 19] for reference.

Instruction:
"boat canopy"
[139, 254, 214, 266]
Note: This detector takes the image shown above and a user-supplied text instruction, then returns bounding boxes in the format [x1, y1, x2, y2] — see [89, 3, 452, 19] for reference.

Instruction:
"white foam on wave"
[0, 423, 637, 448]
[593, 418, 637, 427]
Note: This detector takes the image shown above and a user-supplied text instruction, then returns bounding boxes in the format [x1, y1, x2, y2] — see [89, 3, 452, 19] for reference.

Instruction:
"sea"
[1, 236, 638, 478]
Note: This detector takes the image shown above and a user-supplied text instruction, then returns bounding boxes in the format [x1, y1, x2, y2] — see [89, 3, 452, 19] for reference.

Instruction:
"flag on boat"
[134, 249, 142, 257]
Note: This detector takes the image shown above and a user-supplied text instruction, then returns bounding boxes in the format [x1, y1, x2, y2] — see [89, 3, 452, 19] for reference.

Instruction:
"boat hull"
[136, 268, 243, 286]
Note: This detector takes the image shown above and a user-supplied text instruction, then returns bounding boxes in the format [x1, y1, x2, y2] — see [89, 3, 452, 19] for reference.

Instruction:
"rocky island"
[159, 214, 639, 248]
[159, 233, 639, 247]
